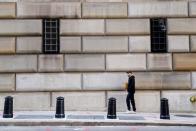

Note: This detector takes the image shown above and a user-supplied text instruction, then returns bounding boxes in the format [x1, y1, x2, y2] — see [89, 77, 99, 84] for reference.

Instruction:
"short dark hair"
[126, 71, 132, 74]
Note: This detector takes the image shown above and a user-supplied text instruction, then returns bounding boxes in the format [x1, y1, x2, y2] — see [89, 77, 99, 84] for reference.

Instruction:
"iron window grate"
[150, 18, 167, 53]
[43, 18, 60, 54]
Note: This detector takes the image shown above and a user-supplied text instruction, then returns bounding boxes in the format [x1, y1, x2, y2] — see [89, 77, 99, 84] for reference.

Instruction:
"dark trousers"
[126, 93, 136, 111]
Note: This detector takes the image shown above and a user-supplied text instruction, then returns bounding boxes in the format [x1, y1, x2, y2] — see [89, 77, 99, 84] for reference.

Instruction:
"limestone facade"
[0, 0, 196, 113]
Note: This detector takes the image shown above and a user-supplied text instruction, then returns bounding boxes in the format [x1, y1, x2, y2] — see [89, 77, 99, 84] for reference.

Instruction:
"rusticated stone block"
[38, 55, 64, 72]
[107, 91, 160, 112]
[189, 2, 196, 17]
[0, 2, 15, 18]
[83, 72, 191, 90]
[161, 72, 191, 90]
[106, 19, 150, 35]
[17, 2, 81, 18]
[106, 54, 146, 71]
[60, 37, 81, 53]
[83, 36, 128, 52]
[0, 74, 15, 91]
[147, 53, 172, 71]
[134, 72, 191, 90]
[128, 1, 188, 17]
[52, 92, 106, 111]
[168, 35, 189, 52]
[173, 53, 196, 70]
[16, 37, 42, 53]
[162, 91, 196, 112]
[0, 37, 15, 54]
[0, 55, 37, 72]
[134, 72, 162, 89]
[65, 54, 105, 71]
[129, 36, 150, 52]
[18, 0, 81, 1]
[60, 19, 104, 35]
[83, 73, 127, 90]
[38, 55, 63, 72]
[16, 73, 81, 91]
[0, 20, 42, 35]
[168, 18, 196, 34]
[82, 2, 127, 18]
[191, 72, 196, 89]
[84, 0, 122, 1]
[190, 35, 196, 52]
[83, 72, 190, 90]
[0, 92, 50, 111]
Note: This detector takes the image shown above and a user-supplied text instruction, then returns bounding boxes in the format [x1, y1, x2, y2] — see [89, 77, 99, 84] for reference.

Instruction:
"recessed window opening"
[150, 18, 167, 53]
[43, 18, 60, 54]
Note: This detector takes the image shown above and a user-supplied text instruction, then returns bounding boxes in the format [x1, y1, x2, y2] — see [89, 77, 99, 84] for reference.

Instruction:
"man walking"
[126, 71, 136, 113]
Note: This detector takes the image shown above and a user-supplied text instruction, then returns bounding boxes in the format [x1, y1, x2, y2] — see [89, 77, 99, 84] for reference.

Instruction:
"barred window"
[150, 18, 167, 53]
[43, 19, 60, 54]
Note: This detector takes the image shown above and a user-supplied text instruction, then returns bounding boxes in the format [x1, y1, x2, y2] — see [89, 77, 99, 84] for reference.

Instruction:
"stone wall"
[0, 0, 196, 113]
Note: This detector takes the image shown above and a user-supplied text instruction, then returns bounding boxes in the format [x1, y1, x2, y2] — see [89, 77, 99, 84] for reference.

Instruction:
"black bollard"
[160, 98, 170, 120]
[107, 97, 117, 119]
[55, 96, 65, 118]
[3, 96, 13, 118]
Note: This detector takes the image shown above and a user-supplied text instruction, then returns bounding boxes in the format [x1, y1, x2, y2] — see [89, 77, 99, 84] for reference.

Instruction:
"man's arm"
[132, 76, 135, 93]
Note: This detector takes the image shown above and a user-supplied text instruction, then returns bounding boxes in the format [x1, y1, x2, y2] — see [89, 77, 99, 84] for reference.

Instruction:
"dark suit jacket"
[127, 75, 135, 94]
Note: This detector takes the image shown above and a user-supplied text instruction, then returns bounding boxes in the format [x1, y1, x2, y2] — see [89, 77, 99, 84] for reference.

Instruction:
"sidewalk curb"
[0, 119, 196, 126]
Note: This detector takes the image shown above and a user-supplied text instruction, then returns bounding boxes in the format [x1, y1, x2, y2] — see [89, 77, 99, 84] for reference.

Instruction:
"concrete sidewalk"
[0, 111, 196, 126]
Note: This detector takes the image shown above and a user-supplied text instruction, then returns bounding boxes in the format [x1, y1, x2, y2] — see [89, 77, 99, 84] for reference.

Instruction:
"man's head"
[126, 71, 133, 77]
